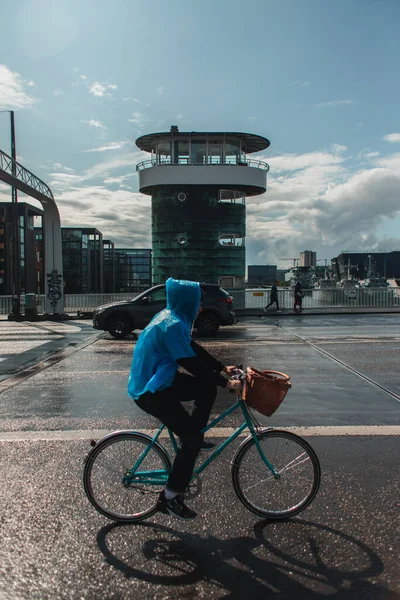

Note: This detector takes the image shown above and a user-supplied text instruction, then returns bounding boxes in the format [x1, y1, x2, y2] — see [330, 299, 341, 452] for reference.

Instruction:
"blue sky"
[1, 0, 400, 267]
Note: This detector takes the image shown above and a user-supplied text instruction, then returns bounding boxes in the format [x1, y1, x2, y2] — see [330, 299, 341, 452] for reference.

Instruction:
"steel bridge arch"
[0, 149, 64, 314]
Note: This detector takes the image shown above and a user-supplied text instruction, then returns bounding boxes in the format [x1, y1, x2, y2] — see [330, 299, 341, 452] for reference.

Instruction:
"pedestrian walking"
[294, 282, 303, 312]
[264, 281, 280, 312]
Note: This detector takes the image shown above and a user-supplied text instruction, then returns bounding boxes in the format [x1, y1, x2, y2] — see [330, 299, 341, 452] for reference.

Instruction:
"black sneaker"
[157, 491, 197, 520]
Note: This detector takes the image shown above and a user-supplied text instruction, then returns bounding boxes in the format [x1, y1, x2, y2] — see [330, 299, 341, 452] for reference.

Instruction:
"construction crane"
[281, 258, 299, 268]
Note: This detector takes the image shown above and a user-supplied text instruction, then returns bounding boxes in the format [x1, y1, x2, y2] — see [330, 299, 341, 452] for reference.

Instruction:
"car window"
[202, 286, 224, 298]
[146, 287, 167, 304]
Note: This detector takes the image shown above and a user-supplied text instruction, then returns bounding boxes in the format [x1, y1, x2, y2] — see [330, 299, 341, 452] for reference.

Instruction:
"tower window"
[177, 235, 187, 245]
[218, 234, 245, 247]
[218, 190, 245, 204]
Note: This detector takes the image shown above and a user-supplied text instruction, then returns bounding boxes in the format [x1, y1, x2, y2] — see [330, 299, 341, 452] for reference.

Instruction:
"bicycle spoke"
[232, 430, 320, 518]
[84, 433, 171, 522]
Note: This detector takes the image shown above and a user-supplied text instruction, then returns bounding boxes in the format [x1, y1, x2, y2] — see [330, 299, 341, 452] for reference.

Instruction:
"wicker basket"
[243, 367, 291, 417]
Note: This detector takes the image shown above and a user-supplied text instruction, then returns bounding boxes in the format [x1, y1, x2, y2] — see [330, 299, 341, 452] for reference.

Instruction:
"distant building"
[114, 249, 152, 293]
[0, 201, 44, 295]
[61, 227, 103, 293]
[300, 250, 316, 267]
[333, 251, 400, 280]
[247, 265, 277, 285]
[276, 269, 288, 282]
[103, 239, 115, 293]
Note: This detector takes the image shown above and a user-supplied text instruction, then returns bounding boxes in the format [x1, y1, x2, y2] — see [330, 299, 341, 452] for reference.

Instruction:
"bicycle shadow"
[96, 518, 396, 599]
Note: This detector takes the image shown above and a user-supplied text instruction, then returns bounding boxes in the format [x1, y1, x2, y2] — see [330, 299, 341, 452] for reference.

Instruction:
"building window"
[218, 190, 245, 204]
[208, 142, 223, 164]
[177, 235, 187, 245]
[173, 140, 190, 164]
[191, 140, 206, 164]
[157, 141, 171, 163]
[218, 234, 245, 247]
[225, 142, 240, 165]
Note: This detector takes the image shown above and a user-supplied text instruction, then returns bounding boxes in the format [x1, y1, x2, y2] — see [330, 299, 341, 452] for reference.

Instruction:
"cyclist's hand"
[227, 379, 241, 392]
[224, 365, 238, 375]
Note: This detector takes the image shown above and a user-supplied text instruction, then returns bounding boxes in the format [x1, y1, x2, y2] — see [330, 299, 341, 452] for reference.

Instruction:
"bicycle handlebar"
[227, 365, 247, 393]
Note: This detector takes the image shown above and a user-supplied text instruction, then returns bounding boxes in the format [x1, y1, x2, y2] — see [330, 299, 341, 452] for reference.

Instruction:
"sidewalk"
[0, 319, 99, 384]
[235, 306, 400, 316]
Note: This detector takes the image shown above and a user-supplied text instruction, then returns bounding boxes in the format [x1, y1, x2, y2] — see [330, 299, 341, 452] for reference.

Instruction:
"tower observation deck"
[136, 127, 270, 287]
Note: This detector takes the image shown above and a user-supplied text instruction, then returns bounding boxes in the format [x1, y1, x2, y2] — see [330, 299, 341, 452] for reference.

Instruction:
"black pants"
[136, 371, 217, 494]
[266, 297, 279, 311]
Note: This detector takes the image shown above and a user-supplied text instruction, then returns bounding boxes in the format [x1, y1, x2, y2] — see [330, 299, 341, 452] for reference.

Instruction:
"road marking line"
[268, 320, 400, 403]
[0, 425, 399, 442]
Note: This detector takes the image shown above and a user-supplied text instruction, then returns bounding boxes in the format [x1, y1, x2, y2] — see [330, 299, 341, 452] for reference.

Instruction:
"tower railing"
[136, 158, 269, 172]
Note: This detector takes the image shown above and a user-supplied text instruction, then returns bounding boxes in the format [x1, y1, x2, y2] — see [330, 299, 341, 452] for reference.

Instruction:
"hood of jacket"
[166, 278, 201, 327]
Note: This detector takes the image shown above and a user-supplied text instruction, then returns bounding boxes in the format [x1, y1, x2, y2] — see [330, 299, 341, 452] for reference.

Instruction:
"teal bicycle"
[83, 367, 321, 522]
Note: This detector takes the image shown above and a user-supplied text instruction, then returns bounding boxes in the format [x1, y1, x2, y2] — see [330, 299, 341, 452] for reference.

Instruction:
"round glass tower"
[136, 127, 270, 287]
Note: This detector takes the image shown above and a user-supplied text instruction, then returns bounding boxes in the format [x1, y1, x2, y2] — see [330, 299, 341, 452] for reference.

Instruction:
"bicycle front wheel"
[83, 432, 171, 522]
[232, 430, 321, 519]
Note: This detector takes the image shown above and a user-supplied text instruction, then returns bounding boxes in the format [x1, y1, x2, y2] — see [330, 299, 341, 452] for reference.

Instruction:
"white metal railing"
[232, 287, 400, 310]
[0, 287, 399, 316]
[136, 158, 270, 171]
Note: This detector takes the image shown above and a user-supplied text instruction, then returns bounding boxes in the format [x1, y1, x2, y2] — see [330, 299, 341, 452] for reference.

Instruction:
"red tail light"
[219, 296, 233, 304]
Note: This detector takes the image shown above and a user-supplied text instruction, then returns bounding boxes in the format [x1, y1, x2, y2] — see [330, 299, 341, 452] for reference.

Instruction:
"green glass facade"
[151, 186, 246, 285]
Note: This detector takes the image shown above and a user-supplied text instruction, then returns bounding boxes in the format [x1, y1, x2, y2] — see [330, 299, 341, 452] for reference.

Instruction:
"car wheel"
[107, 315, 132, 339]
[196, 313, 220, 336]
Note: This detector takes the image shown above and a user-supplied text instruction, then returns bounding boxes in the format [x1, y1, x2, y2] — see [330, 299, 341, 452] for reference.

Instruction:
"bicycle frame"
[125, 394, 280, 488]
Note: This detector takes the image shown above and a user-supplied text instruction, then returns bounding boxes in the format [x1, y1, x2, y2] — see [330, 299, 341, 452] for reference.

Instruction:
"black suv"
[93, 283, 236, 338]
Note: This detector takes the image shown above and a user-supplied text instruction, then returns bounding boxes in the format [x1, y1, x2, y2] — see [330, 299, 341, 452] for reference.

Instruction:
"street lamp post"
[0, 110, 20, 315]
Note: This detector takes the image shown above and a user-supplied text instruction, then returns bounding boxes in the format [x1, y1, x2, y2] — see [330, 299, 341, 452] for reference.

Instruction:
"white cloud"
[56, 186, 151, 248]
[291, 80, 311, 87]
[331, 143, 347, 155]
[53, 89, 64, 96]
[375, 152, 400, 170]
[127, 111, 150, 129]
[358, 150, 380, 160]
[103, 174, 134, 185]
[314, 100, 354, 108]
[80, 75, 87, 80]
[123, 96, 150, 106]
[245, 148, 400, 263]
[88, 82, 117, 97]
[53, 163, 75, 173]
[267, 150, 345, 173]
[85, 141, 131, 153]
[383, 133, 400, 143]
[81, 119, 107, 129]
[0, 64, 37, 109]
[46, 144, 400, 263]
[48, 151, 146, 191]
[156, 87, 165, 95]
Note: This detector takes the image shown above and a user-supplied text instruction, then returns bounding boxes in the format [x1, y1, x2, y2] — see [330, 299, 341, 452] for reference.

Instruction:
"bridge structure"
[0, 149, 64, 314]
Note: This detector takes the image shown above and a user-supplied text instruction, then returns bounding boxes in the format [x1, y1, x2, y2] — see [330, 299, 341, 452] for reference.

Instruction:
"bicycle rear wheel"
[83, 432, 171, 522]
[232, 430, 321, 519]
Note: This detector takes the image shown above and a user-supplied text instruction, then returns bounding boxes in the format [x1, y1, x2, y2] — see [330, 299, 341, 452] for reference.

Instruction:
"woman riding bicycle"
[128, 278, 240, 520]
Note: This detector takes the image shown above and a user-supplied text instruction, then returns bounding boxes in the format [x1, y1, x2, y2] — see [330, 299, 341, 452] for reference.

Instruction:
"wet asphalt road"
[0, 315, 399, 599]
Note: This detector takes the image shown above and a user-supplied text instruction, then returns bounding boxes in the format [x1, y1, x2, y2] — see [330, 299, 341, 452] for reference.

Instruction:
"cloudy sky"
[1, 0, 400, 267]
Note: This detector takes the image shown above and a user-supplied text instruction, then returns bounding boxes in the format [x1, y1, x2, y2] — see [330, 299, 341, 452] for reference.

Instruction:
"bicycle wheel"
[83, 432, 172, 522]
[232, 429, 321, 519]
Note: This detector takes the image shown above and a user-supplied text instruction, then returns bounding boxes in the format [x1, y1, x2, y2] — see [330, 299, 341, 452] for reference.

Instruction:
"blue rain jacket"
[128, 278, 200, 400]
